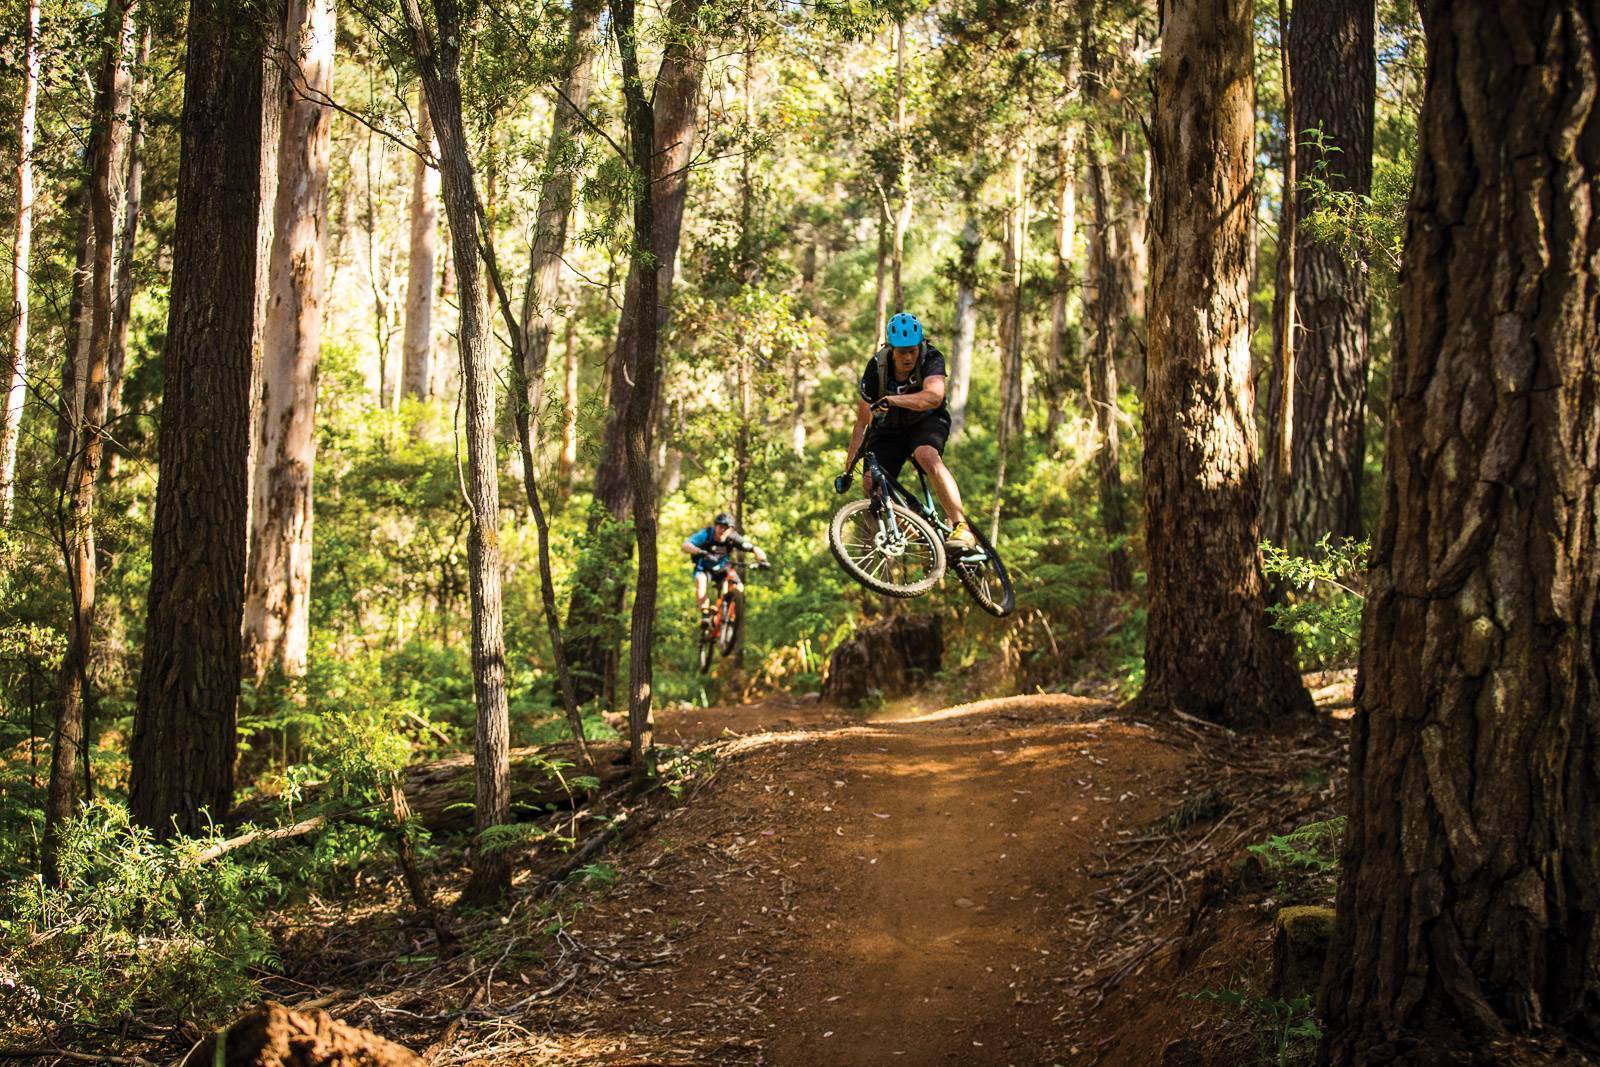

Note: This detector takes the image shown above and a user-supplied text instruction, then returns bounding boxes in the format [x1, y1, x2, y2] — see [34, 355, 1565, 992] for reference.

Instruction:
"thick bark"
[1321, 4, 1599, 1061]
[1274, 0, 1373, 551]
[103, 25, 150, 482]
[1138, 0, 1309, 727]
[400, 92, 439, 401]
[519, 0, 602, 434]
[613, 0, 661, 777]
[397, 0, 513, 905]
[47, 0, 136, 878]
[242, 0, 334, 684]
[130, 0, 280, 837]
[565, 0, 705, 705]
[1085, 128, 1131, 594]
[947, 210, 979, 440]
[0, 0, 40, 525]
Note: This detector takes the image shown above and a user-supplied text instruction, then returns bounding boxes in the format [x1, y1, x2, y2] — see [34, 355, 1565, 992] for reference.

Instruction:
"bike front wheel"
[829, 498, 946, 598]
[697, 629, 714, 673]
[718, 590, 743, 657]
[952, 521, 1016, 617]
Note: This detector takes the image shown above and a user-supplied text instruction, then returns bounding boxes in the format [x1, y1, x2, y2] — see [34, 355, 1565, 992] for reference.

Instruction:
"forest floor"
[233, 681, 1351, 1067]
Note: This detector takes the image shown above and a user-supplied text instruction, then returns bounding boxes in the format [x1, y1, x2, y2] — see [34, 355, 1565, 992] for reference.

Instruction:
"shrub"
[1261, 537, 1368, 669]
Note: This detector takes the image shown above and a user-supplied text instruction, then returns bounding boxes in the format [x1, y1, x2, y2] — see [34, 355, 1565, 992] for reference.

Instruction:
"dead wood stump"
[178, 1002, 422, 1067]
[822, 613, 943, 707]
[1270, 904, 1335, 1000]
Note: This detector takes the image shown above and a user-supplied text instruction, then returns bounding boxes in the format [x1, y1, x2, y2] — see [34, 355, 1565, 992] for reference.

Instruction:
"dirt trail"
[511, 695, 1197, 1066]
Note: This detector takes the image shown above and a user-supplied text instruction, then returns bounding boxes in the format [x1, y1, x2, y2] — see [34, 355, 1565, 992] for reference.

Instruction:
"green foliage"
[1247, 817, 1346, 902]
[1298, 125, 1410, 280]
[1261, 538, 1368, 669]
[0, 801, 278, 1037]
[1186, 987, 1321, 1066]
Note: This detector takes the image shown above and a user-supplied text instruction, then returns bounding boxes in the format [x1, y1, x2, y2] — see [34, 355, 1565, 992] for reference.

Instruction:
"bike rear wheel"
[952, 522, 1016, 617]
[718, 590, 743, 657]
[828, 498, 946, 598]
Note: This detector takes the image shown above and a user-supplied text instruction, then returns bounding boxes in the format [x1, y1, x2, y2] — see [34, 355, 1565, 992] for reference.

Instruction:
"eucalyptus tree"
[130, 0, 282, 837]
[1138, 0, 1309, 726]
[1322, 1, 1598, 1057]
[0, 0, 40, 525]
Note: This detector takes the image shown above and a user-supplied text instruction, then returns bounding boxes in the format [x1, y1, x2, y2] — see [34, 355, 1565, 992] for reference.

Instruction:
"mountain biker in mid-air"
[682, 512, 768, 629]
[835, 311, 976, 550]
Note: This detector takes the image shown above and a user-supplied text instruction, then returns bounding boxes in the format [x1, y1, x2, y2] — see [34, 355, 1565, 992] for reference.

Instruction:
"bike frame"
[703, 559, 747, 641]
[850, 421, 988, 563]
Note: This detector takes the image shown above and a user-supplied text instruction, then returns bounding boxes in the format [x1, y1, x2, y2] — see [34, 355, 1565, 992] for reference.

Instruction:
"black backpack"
[873, 342, 925, 400]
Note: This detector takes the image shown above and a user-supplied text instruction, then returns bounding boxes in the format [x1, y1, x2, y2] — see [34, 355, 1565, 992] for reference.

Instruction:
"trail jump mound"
[822, 613, 942, 706]
[178, 1002, 422, 1067]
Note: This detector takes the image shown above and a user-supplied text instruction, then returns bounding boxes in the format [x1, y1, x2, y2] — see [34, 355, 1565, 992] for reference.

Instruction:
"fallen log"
[176, 1001, 422, 1067]
[228, 742, 631, 836]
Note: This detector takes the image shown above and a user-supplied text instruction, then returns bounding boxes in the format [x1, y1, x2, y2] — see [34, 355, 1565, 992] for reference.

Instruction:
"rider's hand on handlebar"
[833, 473, 853, 495]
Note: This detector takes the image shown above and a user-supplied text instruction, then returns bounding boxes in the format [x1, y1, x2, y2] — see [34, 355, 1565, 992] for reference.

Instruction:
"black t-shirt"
[858, 344, 950, 428]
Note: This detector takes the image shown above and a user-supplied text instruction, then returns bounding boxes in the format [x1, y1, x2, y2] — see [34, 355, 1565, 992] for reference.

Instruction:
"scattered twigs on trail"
[0, 1051, 155, 1066]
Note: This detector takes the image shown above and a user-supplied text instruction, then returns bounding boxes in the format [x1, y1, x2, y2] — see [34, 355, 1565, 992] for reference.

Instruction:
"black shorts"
[868, 414, 951, 481]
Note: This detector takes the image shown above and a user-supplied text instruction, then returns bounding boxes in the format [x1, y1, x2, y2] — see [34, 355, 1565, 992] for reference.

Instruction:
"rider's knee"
[913, 445, 943, 470]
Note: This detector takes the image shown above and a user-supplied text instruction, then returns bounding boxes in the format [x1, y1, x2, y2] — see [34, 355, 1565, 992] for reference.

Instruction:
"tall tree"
[401, 92, 439, 401]
[888, 16, 913, 308]
[1262, 0, 1298, 537]
[396, 0, 513, 902]
[129, 0, 281, 837]
[1272, 0, 1374, 550]
[518, 0, 602, 431]
[103, 25, 152, 481]
[991, 140, 1030, 540]
[611, 0, 662, 777]
[1321, 3, 1599, 1060]
[1137, 0, 1309, 727]
[0, 0, 40, 525]
[242, 0, 335, 684]
[566, 0, 706, 705]
[946, 204, 979, 439]
[47, 0, 137, 877]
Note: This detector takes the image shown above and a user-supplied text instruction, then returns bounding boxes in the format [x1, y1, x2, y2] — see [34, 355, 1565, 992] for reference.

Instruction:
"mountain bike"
[697, 551, 768, 673]
[828, 416, 1015, 617]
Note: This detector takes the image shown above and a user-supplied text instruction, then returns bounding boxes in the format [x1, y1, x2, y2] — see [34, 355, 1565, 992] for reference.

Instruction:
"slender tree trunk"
[130, 0, 281, 837]
[558, 316, 578, 491]
[57, 177, 94, 461]
[103, 25, 150, 482]
[520, 0, 602, 430]
[1114, 126, 1150, 393]
[46, 0, 137, 880]
[890, 18, 911, 308]
[1263, 0, 1298, 542]
[401, 92, 439, 401]
[992, 142, 1030, 540]
[396, 0, 513, 904]
[242, 0, 334, 685]
[1276, 0, 1373, 552]
[1321, 5, 1599, 1060]
[947, 207, 979, 440]
[873, 200, 890, 342]
[565, 0, 705, 706]
[1137, 0, 1309, 728]
[0, 0, 41, 525]
[612, 0, 661, 779]
[1085, 124, 1131, 594]
[1046, 131, 1078, 441]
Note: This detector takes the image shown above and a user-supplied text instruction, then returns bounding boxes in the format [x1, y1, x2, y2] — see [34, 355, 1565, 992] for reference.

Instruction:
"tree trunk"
[129, 0, 281, 837]
[1085, 122, 1131, 594]
[612, 0, 661, 779]
[103, 25, 151, 482]
[0, 0, 40, 525]
[1274, 0, 1373, 552]
[400, 92, 438, 401]
[1137, 0, 1309, 728]
[947, 208, 979, 440]
[1045, 136, 1077, 442]
[558, 316, 578, 491]
[1114, 125, 1150, 393]
[396, 0, 513, 905]
[242, 0, 334, 685]
[47, 0, 137, 879]
[992, 142, 1030, 542]
[518, 0, 601, 431]
[1262, 0, 1298, 544]
[56, 171, 95, 462]
[565, 0, 705, 706]
[873, 201, 890, 343]
[1321, 5, 1599, 1061]
[890, 17, 911, 309]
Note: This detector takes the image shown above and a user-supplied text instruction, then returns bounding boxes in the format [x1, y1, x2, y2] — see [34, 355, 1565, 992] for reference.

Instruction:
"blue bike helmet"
[886, 312, 923, 348]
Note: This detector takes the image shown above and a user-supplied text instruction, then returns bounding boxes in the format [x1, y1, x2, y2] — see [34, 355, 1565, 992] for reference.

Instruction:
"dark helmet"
[714, 511, 735, 527]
